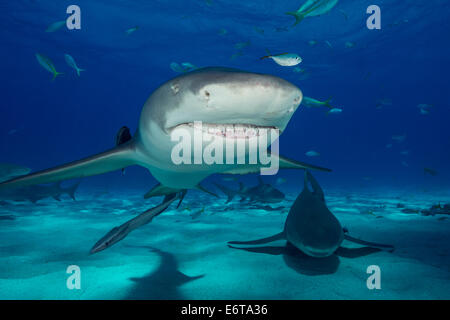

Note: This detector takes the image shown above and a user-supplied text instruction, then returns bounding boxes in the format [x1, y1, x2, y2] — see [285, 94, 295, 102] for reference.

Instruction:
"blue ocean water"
[0, 0, 449, 299]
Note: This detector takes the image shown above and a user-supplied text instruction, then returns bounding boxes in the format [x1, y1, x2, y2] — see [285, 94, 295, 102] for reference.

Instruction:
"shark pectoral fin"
[0, 143, 138, 191]
[277, 154, 332, 172]
[228, 232, 285, 245]
[344, 234, 395, 252]
[219, 155, 331, 175]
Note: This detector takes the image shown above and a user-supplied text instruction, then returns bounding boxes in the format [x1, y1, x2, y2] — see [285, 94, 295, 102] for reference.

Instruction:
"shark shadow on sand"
[124, 246, 203, 299]
[228, 171, 394, 275]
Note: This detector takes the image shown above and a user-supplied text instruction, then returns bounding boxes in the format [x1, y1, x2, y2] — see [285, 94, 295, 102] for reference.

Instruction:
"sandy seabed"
[0, 187, 449, 300]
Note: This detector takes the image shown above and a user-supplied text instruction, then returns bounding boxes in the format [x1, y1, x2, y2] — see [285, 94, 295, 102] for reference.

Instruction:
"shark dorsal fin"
[306, 171, 325, 201]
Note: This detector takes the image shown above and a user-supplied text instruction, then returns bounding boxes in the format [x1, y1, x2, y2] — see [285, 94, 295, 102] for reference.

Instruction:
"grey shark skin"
[229, 171, 394, 258]
[0, 67, 330, 193]
[214, 176, 285, 204]
[90, 193, 180, 254]
[0, 181, 79, 203]
[0, 163, 30, 183]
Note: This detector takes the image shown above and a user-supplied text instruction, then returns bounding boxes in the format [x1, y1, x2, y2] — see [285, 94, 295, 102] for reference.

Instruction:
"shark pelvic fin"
[143, 183, 183, 199]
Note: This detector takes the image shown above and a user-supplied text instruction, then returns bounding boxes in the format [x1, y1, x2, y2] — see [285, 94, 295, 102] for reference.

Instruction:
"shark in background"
[0, 181, 80, 204]
[214, 176, 285, 204]
[229, 171, 394, 258]
[0, 163, 31, 183]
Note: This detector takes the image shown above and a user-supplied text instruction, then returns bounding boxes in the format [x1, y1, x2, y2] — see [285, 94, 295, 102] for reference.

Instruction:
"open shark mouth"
[168, 122, 280, 139]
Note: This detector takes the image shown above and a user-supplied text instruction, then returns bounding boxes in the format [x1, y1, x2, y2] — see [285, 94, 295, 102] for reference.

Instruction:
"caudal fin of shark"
[0, 142, 138, 191]
[228, 232, 285, 245]
[63, 181, 81, 200]
[213, 182, 241, 203]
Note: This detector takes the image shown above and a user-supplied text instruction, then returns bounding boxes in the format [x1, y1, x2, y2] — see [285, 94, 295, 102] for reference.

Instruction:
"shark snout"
[192, 74, 302, 130]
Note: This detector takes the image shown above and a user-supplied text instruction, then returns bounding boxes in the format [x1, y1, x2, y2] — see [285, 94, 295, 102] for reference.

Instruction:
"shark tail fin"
[228, 232, 285, 245]
[0, 142, 138, 191]
[213, 182, 238, 203]
[195, 183, 219, 198]
[344, 234, 395, 252]
[285, 11, 305, 26]
[64, 181, 81, 201]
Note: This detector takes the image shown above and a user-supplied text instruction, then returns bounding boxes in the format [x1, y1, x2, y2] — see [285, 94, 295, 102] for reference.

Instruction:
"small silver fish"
[260, 53, 302, 67]
[125, 26, 139, 35]
[327, 108, 342, 115]
[218, 28, 227, 35]
[64, 54, 85, 76]
[302, 97, 333, 109]
[235, 41, 251, 50]
[392, 134, 406, 143]
[46, 21, 66, 32]
[345, 42, 355, 48]
[305, 150, 320, 157]
[35, 53, 63, 80]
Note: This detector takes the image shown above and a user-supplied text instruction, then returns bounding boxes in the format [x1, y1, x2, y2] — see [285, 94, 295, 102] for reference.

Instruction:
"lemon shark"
[229, 171, 394, 258]
[0, 67, 330, 195]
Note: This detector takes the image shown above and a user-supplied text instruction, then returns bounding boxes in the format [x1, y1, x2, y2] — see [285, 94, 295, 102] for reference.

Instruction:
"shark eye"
[204, 90, 210, 98]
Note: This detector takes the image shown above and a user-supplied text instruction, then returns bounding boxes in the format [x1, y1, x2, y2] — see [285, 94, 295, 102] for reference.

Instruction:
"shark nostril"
[204, 90, 210, 100]
[171, 83, 180, 94]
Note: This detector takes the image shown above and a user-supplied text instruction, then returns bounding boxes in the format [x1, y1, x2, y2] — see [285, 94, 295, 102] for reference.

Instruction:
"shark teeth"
[173, 123, 278, 139]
